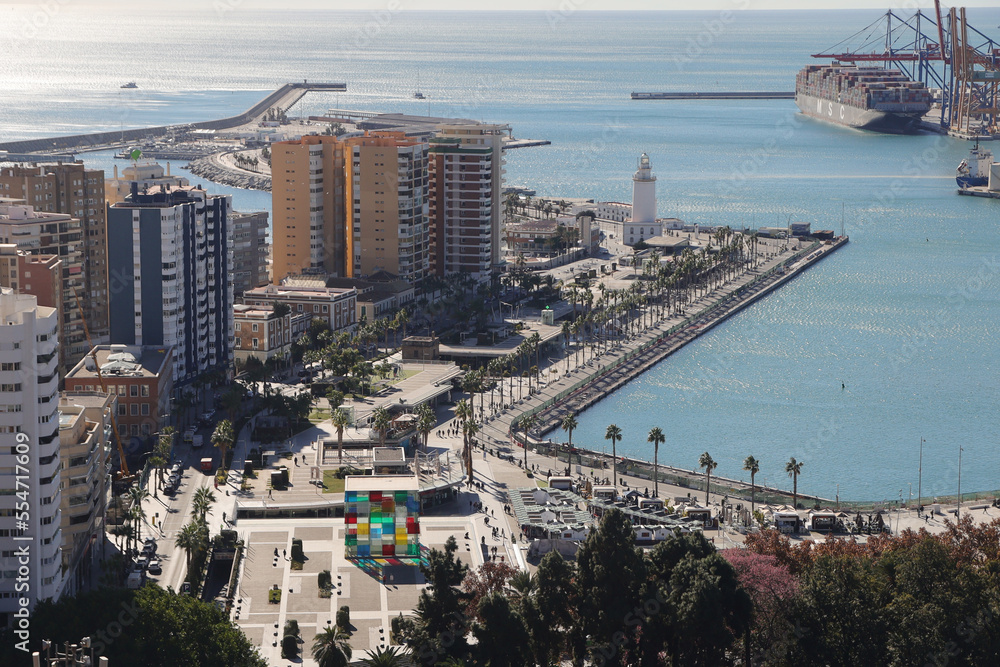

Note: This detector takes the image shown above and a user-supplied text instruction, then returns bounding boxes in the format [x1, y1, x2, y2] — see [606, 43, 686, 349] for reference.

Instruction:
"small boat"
[121, 82, 138, 89]
[956, 140, 994, 189]
[413, 91, 425, 100]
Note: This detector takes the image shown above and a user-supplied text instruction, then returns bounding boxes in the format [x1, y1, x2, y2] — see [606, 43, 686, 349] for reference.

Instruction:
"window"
[313, 305, 319, 312]
[252, 338, 259, 349]
[130, 404, 138, 416]
[140, 385, 149, 397]
[252, 323, 258, 332]
[0, 384, 22, 392]
[140, 404, 149, 416]
[130, 425, 139, 436]
[141, 424, 151, 436]
[322, 305, 328, 313]
[118, 424, 127, 437]
[118, 404, 126, 416]
[118, 385, 126, 396]
[130, 385, 138, 397]
[235, 322, 241, 331]
[0, 363, 20, 371]
[235, 339, 241, 348]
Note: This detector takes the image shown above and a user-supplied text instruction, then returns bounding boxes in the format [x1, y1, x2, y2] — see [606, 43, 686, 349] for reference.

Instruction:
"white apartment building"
[0, 290, 63, 623]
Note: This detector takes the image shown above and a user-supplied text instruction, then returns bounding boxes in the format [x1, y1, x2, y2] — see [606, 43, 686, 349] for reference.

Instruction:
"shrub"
[318, 570, 331, 590]
[291, 538, 304, 562]
[336, 605, 350, 630]
[280, 633, 297, 659]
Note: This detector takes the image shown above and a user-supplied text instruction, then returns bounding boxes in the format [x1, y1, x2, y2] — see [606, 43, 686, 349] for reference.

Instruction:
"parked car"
[136, 554, 150, 570]
[183, 429, 195, 443]
[170, 462, 182, 475]
[146, 559, 162, 575]
[142, 539, 157, 556]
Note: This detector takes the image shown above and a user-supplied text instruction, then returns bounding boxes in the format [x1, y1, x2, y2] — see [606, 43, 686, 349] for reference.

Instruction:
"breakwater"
[186, 152, 271, 191]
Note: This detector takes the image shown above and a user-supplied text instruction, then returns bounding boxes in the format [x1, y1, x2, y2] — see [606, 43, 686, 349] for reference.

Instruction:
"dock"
[631, 91, 795, 100]
[957, 187, 1000, 199]
[0, 81, 347, 156]
[503, 139, 552, 150]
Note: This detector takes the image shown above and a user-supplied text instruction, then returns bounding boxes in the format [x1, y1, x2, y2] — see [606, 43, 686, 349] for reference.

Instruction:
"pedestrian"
[274, 548, 278, 558]
[268, 489, 273, 499]
[283, 548, 287, 560]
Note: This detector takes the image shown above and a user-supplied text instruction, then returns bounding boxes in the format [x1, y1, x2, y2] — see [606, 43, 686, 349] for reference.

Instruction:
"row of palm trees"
[174, 486, 216, 587]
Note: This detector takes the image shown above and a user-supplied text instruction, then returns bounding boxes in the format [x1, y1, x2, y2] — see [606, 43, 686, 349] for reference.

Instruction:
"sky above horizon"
[3, 0, 999, 10]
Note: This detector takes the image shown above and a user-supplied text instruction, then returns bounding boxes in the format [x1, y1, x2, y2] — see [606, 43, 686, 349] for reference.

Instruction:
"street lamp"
[918, 437, 924, 508]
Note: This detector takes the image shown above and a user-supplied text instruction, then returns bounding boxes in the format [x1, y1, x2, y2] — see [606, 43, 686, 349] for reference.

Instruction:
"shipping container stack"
[796, 64, 933, 112]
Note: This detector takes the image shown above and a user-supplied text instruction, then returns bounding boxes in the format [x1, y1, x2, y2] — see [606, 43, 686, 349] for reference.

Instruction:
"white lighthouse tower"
[627, 153, 660, 245]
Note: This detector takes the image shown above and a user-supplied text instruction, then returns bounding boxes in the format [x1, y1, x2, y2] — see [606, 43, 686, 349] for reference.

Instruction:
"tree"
[743, 455, 760, 518]
[576, 508, 646, 664]
[211, 419, 235, 471]
[472, 593, 531, 667]
[786, 457, 803, 509]
[528, 551, 579, 666]
[699, 451, 717, 506]
[192, 487, 216, 524]
[518, 413, 538, 468]
[415, 403, 435, 451]
[647, 426, 665, 499]
[408, 536, 472, 664]
[604, 424, 622, 487]
[312, 626, 352, 667]
[332, 409, 350, 462]
[372, 406, 392, 448]
[462, 419, 479, 484]
[561, 413, 578, 463]
[362, 645, 404, 666]
[175, 521, 206, 582]
[462, 560, 518, 623]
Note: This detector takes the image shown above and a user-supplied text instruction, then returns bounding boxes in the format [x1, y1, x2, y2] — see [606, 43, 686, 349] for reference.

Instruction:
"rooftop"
[244, 284, 356, 300]
[344, 474, 419, 493]
[66, 345, 172, 380]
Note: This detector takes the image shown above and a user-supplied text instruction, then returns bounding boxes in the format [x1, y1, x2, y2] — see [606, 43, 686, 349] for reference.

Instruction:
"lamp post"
[918, 437, 924, 508]
[957, 445, 963, 522]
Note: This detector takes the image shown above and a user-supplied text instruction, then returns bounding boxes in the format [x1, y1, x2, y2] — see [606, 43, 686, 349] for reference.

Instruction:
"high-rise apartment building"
[428, 124, 506, 283]
[107, 185, 233, 385]
[0, 200, 85, 373]
[0, 290, 62, 624]
[0, 162, 108, 344]
[231, 211, 269, 295]
[346, 132, 429, 283]
[270, 136, 347, 283]
[57, 391, 114, 596]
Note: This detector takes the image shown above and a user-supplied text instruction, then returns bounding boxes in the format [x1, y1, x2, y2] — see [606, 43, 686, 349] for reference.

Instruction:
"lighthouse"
[627, 153, 660, 245]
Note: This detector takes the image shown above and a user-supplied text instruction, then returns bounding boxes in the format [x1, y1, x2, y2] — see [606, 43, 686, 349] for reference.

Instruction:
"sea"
[2, 6, 1000, 501]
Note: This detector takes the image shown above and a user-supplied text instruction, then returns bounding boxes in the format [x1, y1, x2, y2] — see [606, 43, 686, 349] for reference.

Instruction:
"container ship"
[795, 64, 933, 133]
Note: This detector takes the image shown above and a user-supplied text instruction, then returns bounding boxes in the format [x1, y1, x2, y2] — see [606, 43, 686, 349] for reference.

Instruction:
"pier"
[631, 91, 795, 100]
[0, 81, 347, 155]
[957, 187, 1000, 199]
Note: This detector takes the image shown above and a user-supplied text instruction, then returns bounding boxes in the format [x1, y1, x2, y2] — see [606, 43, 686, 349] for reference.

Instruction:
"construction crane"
[70, 286, 137, 486]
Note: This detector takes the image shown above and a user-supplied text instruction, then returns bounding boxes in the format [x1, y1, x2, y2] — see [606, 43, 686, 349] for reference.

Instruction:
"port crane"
[70, 287, 137, 487]
[811, 1, 1000, 136]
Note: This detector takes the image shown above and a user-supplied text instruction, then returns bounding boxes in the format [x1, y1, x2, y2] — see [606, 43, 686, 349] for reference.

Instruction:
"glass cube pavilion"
[344, 475, 421, 559]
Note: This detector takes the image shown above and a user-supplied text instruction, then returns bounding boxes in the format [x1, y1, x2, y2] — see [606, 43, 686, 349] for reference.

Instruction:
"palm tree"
[699, 452, 717, 506]
[604, 424, 622, 488]
[175, 521, 204, 582]
[519, 413, 538, 468]
[743, 455, 760, 518]
[211, 419, 235, 472]
[332, 409, 350, 462]
[561, 320, 572, 373]
[312, 626, 352, 667]
[372, 407, 392, 448]
[647, 427, 665, 499]
[363, 645, 403, 667]
[561, 413, 578, 464]
[125, 485, 149, 556]
[786, 457, 804, 510]
[192, 487, 216, 524]
[455, 399, 473, 426]
[415, 403, 435, 450]
[462, 419, 480, 484]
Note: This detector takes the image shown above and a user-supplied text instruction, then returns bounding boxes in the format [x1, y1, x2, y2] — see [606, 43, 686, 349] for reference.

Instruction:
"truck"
[192, 434, 204, 448]
[127, 567, 145, 590]
[200, 458, 213, 473]
[183, 428, 195, 444]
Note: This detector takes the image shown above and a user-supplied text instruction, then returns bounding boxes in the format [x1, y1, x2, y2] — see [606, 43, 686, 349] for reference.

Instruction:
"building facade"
[270, 136, 347, 282]
[233, 304, 292, 365]
[0, 290, 63, 623]
[628, 153, 662, 245]
[0, 200, 86, 373]
[57, 391, 114, 597]
[347, 133, 430, 283]
[231, 211, 269, 296]
[64, 345, 173, 447]
[242, 284, 357, 333]
[107, 186, 233, 385]
[428, 124, 506, 283]
[105, 161, 189, 206]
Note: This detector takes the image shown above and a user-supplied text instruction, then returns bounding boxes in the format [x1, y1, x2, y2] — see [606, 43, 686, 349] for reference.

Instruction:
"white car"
[147, 559, 162, 575]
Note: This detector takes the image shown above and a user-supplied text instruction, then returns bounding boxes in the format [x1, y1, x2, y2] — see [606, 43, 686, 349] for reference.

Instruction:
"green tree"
[472, 593, 531, 667]
[575, 508, 645, 664]
[415, 403, 435, 450]
[211, 419, 235, 471]
[647, 426, 665, 499]
[372, 406, 392, 448]
[561, 413, 578, 463]
[362, 645, 404, 666]
[175, 521, 207, 584]
[408, 536, 471, 665]
[312, 626, 352, 667]
[743, 455, 760, 518]
[786, 457, 803, 509]
[699, 451, 717, 506]
[332, 409, 350, 462]
[192, 487, 216, 524]
[527, 551, 579, 666]
[604, 424, 622, 488]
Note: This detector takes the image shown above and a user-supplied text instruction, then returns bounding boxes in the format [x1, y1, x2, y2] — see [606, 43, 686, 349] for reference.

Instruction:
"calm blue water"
[3, 8, 1000, 500]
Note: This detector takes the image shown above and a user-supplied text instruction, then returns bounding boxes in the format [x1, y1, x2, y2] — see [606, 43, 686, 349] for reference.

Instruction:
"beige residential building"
[242, 284, 357, 333]
[58, 391, 115, 596]
[346, 132, 429, 283]
[0, 162, 108, 343]
[233, 304, 293, 364]
[428, 124, 506, 283]
[105, 161, 189, 205]
[270, 136, 347, 282]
